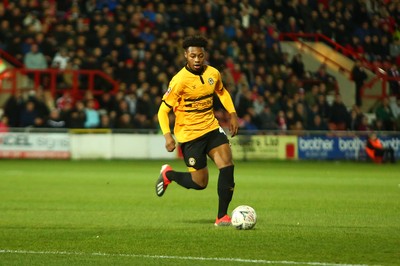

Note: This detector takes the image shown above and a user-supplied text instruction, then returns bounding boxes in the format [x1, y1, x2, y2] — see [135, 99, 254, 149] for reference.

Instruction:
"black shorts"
[180, 127, 229, 171]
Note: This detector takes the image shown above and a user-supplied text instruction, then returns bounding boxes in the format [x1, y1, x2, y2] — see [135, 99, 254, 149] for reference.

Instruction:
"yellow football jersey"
[160, 65, 236, 143]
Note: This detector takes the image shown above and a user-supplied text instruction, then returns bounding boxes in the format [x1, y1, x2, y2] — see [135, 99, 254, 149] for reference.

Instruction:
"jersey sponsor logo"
[208, 78, 214, 85]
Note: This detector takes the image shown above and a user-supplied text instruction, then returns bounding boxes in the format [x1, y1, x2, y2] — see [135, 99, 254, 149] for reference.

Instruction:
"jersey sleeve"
[158, 102, 171, 134]
[162, 77, 181, 108]
[158, 77, 181, 135]
[214, 71, 236, 114]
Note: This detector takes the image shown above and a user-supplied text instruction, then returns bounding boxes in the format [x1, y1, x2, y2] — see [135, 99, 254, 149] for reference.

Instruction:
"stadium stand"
[0, 0, 399, 131]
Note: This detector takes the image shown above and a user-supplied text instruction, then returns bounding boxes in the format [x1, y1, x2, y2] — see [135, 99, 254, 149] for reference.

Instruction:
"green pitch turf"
[0, 159, 399, 266]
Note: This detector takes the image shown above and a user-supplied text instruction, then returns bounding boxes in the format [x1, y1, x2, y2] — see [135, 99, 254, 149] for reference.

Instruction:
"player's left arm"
[215, 87, 239, 137]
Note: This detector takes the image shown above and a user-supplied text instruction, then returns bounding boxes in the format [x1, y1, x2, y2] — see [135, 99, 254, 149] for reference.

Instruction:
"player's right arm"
[158, 77, 182, 152]
[158, 101, 176, 152]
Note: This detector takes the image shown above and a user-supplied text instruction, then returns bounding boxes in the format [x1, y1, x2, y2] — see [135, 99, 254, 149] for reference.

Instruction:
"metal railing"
[279, 33, 375, 74]
[279, 33, 400, 100]
[0, 68, 119, 96]
[0, 49, 24, 68]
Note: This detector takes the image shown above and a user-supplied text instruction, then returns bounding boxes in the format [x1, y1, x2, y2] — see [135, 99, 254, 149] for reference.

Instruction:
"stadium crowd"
[1, 0, 400, 133]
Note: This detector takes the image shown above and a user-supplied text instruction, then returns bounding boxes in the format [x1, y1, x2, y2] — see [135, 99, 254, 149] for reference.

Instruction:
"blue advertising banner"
[298, 135, 400, 160]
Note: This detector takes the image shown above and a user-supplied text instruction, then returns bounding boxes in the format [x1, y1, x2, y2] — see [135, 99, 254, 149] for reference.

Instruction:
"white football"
[231, 205, 257, 230]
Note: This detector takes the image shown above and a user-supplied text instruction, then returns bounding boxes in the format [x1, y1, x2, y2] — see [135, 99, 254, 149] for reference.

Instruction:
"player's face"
[185, 47, 206, 72]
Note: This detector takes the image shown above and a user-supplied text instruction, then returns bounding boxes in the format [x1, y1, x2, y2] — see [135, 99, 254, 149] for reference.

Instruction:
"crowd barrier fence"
[0, 128, 399, 161]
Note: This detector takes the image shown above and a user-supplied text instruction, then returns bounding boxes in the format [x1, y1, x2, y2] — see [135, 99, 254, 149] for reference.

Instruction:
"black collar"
[185, 65, 206, 75]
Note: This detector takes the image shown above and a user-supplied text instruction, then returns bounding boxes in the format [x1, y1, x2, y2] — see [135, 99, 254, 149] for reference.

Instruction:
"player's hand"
[229, 112, 239, 137]
[164, 133, 176, 152]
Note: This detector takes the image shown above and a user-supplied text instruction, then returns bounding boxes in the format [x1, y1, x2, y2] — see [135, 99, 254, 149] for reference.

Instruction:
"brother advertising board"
[298, 135, 400, 160]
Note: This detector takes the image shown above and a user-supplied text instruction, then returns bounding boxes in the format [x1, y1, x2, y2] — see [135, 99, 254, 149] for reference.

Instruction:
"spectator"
[1, 0, 400, 133]
[313, 64, 336, 92]
[285, 109, 297, 130]
[306, 104, 320, 129]
[357, 115, 372, 131]
[304, 85, 319, 108]
[116, 113, 134, 129]
[239, 113, 258, 131]
[84, 99, 100, 128]
[365, 132, 395, 163]
[375, 97, 395, 130]
[0, 115, 9, 132]
[46, 109, 66, 128]
[389, 36, 400, 59]
[43, 90, 56, 112]
[23, 43, 48, 69]
[134, 92, 156, 129]
[68, 100, 86, 128]
[309, 114, 329, 131]
[258, 105, 278, 130]
[293, 102, 308, 128]
[56, 90, 74, 110]
[124, 91, 137, 116]
[351, 60, 368, 107]
[348, 108, 363, 131]
[290, 53, 305, 79]
[252, 94, 265, 115]
[362, 35, 374, 61]
[51, 47, 69, 70]
[389, 97, 400, 120]
[116, 59, 136, 86]
[316, 94, 330, 122]
[328, 94, 349, 131]
[22, 11, 42, 33]
[3, 91, 24, 127]
[235, 88, 253, 118]
[372, 118, 385, 131]
[82, 90, 100, 110]
[98, 92, 116, 114]
[19, 101, 40, 127]
[98, 113, 113, 129]
[387, 62, 400, 97]
[276, 110, 287, 131]
[28, 89, 50, 120]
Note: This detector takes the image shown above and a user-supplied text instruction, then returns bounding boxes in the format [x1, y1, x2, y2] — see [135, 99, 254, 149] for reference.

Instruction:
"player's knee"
[191, 170, 209, 189]
[192, 179, 207, 190]
[197, 182, 208, 190]
[218, 162, 234, 170]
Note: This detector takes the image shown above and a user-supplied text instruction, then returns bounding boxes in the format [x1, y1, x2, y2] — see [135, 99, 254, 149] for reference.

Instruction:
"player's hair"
[182, 35, 208, 50]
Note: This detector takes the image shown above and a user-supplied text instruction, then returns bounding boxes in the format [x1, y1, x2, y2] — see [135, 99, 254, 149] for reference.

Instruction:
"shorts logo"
[188, 157, 196, 166]
[208, 78, 214, 85]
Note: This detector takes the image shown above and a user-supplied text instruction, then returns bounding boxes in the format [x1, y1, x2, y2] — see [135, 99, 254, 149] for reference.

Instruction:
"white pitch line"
[0, 249, 373, 266]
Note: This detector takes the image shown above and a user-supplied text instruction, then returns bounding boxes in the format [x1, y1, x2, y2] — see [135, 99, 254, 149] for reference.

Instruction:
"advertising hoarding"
[0, 132, 70, 159]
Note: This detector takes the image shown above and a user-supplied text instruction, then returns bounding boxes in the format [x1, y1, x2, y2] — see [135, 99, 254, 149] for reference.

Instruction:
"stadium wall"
[0, 132, 399, 161]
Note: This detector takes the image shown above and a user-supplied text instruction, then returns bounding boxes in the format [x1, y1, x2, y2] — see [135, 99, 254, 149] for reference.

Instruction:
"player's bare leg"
[190, 168, 209, 188]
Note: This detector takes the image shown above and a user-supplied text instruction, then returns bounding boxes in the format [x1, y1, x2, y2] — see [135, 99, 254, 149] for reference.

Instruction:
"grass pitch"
[0, 159, 399, 266]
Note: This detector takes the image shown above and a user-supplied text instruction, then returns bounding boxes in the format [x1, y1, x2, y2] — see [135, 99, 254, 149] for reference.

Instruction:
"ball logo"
[188, 157, 196, 166]
[208, 78, 214, 85]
